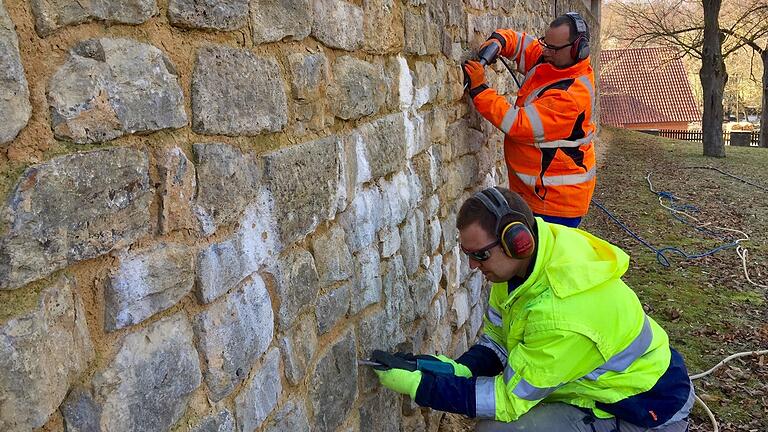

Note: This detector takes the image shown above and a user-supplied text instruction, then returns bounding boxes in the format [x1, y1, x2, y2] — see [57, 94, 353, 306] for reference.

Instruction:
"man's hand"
[371, 350, 422, 399]
[393, 352, 473, 378]
[462, 60, 487, 91]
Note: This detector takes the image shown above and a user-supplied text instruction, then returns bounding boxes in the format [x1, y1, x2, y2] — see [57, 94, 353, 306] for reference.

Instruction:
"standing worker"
[371, 187, 694, 431]
[463, 13, 597, 227]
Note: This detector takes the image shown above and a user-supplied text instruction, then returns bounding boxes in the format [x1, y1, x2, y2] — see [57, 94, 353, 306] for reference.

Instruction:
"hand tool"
[358, 357, 455, 375]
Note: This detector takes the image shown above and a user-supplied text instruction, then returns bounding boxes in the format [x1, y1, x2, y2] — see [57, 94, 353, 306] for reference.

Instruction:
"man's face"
[458, 222, 529, 282]
[540, 24, 576, 69]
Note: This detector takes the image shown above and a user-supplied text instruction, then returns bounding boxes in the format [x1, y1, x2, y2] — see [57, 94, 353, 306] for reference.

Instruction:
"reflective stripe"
[511, 373, 560, 400]
[577, 75, 595, 114]
[487, 307, 503, 326]
[503, 364, 515, 383]
[519, 36, 535, 72]
[512, 35, 523, 60]
[536, 132, 594, 148]
[500, 106, 520, 134]
[658, 379, 695, 427]
[523, 105, 545, 142]
[478, 334, 509, 365]
[516, 167, 596, 187]
[475, 377, 497, 418]
[584, 316, 653, 381]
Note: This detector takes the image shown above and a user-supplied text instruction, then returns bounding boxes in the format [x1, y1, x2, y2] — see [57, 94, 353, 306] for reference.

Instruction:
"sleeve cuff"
[469, 84, 489, 99]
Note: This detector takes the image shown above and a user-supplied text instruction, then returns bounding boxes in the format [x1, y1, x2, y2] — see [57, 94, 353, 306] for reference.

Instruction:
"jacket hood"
[541, 221, 630, 298]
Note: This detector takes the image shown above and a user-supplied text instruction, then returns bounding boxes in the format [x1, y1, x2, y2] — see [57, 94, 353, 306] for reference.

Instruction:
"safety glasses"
[537, 36, 574, 51]
[460, 240, 500, 262]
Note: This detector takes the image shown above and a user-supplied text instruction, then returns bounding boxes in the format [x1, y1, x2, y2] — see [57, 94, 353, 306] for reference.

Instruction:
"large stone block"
[251, 0, 311, 44]
[235, 348, 282, 432]
[411, 255, 441, 318]
[271, 246, 320, 330]
[30, 0, 157, 36]
[0, 276, 94, 431]
[190, 410, 236, 432]
[169, 0, 248, 30]
[0, 3, 31, 144]
[382, 254, 415, 325]
[158, 147, 197, 234]
[0, 148, 152, 290]
[194, 275, 274, 401]
[279, 314, 318, 385]
[404, 9, 440, 55]
[264, 400, 310, 432]
[446, 119, 484, 161]
[400, 209, 426, 276]
[359, 391, 400, 432]
[378, 171, 413, 229]
[192, 46, 287, 135]
[48, 38, 186, 144]
[328, 56, 386, 120]
[312, 0, 363, 51]
[350, 244, 382, 314]
[354, 113, 408, 179]
[362, 0, 403, 53]
[263, 136, 343, 244]
[105, 242, 194, 331]
[92, 313, 201, 432]
[287, 51, 328, 101]
[315, 282, 351, 335]
[337, 186, 383, 253]
[193, 143, 262, 235]
[60, 387, 101, 432]
[311, 225, 353, 287]
[451, 288, 470, 328]
[309, 331, 357, 432]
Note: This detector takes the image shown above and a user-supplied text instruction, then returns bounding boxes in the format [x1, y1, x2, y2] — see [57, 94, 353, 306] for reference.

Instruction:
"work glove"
[393, 352, 473, 378]
[478, 38, 503, 65]
[462, 60, 487, 91]
[371, 350, 423, 399]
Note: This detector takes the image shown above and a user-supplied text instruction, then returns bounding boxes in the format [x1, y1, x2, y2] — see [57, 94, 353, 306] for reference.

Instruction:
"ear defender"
[565, 12, 590, 61]
[501, 221, 535, 259]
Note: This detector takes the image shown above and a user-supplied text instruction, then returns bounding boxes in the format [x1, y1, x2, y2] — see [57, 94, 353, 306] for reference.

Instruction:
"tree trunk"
[760, 48, 768, 148]
[699, 0, 727, 157]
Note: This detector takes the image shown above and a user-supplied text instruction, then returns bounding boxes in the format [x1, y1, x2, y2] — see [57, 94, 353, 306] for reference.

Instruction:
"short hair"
[550, 15, 578, 42]
[456, 187, 536, 238]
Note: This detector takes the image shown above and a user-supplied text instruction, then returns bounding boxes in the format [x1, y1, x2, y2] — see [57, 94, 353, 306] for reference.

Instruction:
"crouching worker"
[372, 187, 694, 431]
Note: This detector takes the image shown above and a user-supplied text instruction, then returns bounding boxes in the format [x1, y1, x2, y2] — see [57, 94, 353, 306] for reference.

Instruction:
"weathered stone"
[0, 148, 151, 290]
[315, 282, 351, 334]
[293, 99, 333, 135]
[287, 51, 328, 101]
[264, 400, 310, 432]
[452, 328, 469, 357]
[412, 255, 441, 318]
[355, 113, 408, 179]
[60, 387, 101, 432]
[272, 246, 319, 330]
[192, 46, 287, 135]
[169, 0, 248, 30]
[467, 13, 516, 46]
[466, 270, 484, 307]
[337, 186, 383, 253]
[404, 10, 440, 55]
[400, 209, 426, 276]
[350, 244, 382, 315]
[451, 288, 470, 328]
[105, 242, 194, 331]
[362, 0, 403, 53]
[195, 199, 280, 303]
[263, 135, 342, 244]
[378, 171, 413, 229]
[447, 119, 484, 161]
[30, 0, 157, 37]
[0, 3, 30, 144]
[193, 143, 262, 235]
[251, 0, 311, 44]
[468, 302, 484, 342]
[405, 111, 429, 159]
[427, 216, 442, 254]
[382, 56, 413, 112]
[441, 212, 458, 252]
[280, 314, 318, 385]
[382, 254, 415, 325]
[412, 61, 437, 109]
[357, 309, 404, 394]
[0, 276, 94, 431]
[379, 225, 401, 258]
[309, 331, 357, 432]
[48, 38, 186, 144]
[360, 391, 400, 432]
[312, 0, 363, 51]
[440, 155, 480, 202]
[235, 348, 282, 432]
[191, 410, 235, 432]
[92, 313, 201, 432]
[194, 275, 274, 401]
[311, 225, 353, 287]
[158, 147, 196, 234]
[328, 56, 386, 120]
[412, 147, 442, 194]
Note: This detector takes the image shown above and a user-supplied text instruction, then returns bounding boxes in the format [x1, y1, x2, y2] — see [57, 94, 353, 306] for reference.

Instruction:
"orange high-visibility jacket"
[471, 30, 597, 218]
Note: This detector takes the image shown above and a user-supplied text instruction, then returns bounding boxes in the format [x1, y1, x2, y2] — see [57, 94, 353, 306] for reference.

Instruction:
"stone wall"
[0, 1, 597, 431]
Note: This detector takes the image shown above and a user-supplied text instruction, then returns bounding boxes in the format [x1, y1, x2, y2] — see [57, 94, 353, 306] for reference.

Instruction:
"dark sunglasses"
[460, 240, 500, 262]
[538, 36, 574, 51]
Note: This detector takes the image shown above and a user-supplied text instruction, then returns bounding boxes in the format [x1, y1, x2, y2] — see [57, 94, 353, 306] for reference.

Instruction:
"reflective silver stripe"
[519, 36, 535, 72]
[524, 82, 551, 105]
[477, 334, 508, 365]
[523, 105, 545, 142]
[657, 379, 695, 427]
[503, 364, 515, 383]
[536, 132, 594, 148]
[499, 106, 520, 134]
[577, 75, 595, 114]
[512, 34, 524, 60]
[487, 307, 503, 326]
[512, 375, 560, 400]
[475, 377, 497, 418]
[584, 316, 653, 381]
[516, 167, 596, 187]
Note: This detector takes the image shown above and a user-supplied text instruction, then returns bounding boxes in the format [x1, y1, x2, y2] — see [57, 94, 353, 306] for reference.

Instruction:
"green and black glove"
[392, 352, 473, 378]
[371, 350, 423, 399]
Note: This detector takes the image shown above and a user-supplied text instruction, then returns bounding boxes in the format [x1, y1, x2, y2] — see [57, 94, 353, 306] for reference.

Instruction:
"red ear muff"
[570, 35, 584, 60]
[500, 221, 535, 259]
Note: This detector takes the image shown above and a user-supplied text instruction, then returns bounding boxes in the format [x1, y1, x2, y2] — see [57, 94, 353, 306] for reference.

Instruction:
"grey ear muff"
[565, 12, 590, 61]
[472, 187, 536, 259]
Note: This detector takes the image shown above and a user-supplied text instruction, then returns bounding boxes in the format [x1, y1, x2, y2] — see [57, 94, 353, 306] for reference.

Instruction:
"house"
[600, 47, 700, 130]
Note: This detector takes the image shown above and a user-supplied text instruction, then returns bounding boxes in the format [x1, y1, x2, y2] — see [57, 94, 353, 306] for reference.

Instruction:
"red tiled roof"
[600, 47, 700, 127]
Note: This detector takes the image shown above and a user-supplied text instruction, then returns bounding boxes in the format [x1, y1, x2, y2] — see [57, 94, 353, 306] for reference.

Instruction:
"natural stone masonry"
[168, 0, 248, 31]
[362, 0, 404, 54]
[0, 276, 94, 432]
[194, 274, 274, 401]
[60, 387, 102, 432]
[190, 410, 236, 432]
[235, 348, 282, 432]
[280, 314, 318, 385]
[350, 244, 382, 314]
[315, 282, 351, 334]
[309, 331, 357, 432]
[287, 52, 328, 101]
[158, 147, 197, 234]
[91, 313, 201, 432]
[354, 113, 408, 179]
[251, 0, 311, 44]
[192, 46, 287, 136]
[328, 56, 386, 120]
[0, 148, 152, 290]
[105, 242, 194, 331]
[30, 0, 157, 37]
[311, 225, 353, 287]
[264, 400, 310, 432]
[0, 2, 31, 144]
[311, 0, 363, 51]
[271, 245, 320, 330]
[48, 38, 186, 144]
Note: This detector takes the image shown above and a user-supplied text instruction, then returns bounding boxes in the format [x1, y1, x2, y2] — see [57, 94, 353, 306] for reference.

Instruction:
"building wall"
[624, 122, 691, 131]
[0, 1, 599, 432]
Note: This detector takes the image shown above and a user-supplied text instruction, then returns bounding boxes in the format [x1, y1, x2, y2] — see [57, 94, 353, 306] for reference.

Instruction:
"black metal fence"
[642, 129, 763, 147]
